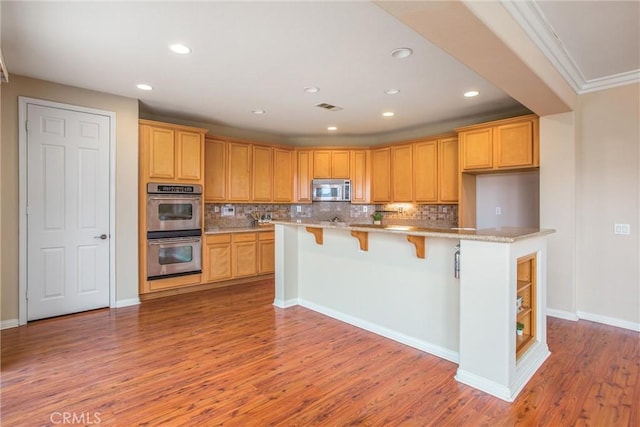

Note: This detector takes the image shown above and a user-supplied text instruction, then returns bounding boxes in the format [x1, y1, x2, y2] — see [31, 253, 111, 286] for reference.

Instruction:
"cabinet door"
[273, 149, 293, 203]
[175, 130, 203, 182]
[204, 235, 232, 282]
[413, 141, 438, 203]
[204, 138, 226, 202]
[252, 146, 273, 202]
[147, 126, 175, 180]
[313, 151, 332, 178]
[371, 148, 391, 203]
[350, 150, 370, 204]
[461, 128, 493, 171]
[227, 142, 252, 201]
[233, 234, 257, 277]
[258, 232, 275, 274]
[296, 150, 313, 202]
[495, 121, 534, 168]
[391, 145, 413, 202]
[331, 151, 350, 178]
[438, 137, 459, 203]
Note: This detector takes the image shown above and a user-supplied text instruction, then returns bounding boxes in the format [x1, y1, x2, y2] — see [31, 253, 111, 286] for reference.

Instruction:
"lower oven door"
[147, 236, 202, 280]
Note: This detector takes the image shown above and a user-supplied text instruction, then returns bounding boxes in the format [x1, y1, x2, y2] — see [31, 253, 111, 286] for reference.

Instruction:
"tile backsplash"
[205, 202, 457, 229]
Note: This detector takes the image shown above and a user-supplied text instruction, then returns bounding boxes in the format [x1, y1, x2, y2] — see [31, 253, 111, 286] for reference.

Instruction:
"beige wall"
[540, 112, 577, 317]
[1, 75, 139, 322]
[575, 83, 640, 326]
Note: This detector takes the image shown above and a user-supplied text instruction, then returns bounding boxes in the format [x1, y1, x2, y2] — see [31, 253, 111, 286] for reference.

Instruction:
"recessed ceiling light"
[385, 89, 400, 95]
[136, 84, 153, 91]
[382, 111, 395, 117]
[251, 109, 266, 115]
[391, 47, 413, 59]
[169, 43, 191, 54]
[327, 126, 338, 131]
[464, 90, 480, 98]
[304, 86, 320, 94]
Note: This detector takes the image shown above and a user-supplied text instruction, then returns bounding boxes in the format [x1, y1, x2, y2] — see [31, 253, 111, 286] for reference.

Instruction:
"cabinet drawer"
[258, 231, 275, 241]
[233, 232, 257, 243]
[206, 234, 231, 244]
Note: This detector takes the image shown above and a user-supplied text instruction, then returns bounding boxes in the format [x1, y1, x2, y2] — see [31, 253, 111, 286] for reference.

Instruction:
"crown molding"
[501, 0, 639, 95]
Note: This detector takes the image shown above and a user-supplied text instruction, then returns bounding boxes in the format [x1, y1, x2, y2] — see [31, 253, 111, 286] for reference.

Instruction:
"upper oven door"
[147, 194, 202, 232]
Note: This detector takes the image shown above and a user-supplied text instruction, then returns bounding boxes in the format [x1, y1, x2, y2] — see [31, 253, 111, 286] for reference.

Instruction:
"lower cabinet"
[203, 230, 274, 284]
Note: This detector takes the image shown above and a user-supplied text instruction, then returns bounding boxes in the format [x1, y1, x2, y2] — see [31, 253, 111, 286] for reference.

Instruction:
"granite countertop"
[270, 220, 554, 243]
[205, 224, 275, 234]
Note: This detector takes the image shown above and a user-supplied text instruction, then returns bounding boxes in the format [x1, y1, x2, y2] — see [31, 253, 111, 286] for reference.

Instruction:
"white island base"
[273, 222, 553, 402]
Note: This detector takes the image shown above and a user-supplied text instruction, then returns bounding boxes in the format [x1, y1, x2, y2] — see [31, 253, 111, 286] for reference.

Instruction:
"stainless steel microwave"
[312, 179, 351, 202]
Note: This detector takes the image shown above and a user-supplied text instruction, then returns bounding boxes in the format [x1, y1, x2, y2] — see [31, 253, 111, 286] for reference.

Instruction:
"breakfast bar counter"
[272, 220, 554, 401]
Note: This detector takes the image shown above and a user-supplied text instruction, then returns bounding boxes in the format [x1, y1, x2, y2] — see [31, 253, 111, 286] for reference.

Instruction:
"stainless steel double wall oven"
[146, 183, 202, 280]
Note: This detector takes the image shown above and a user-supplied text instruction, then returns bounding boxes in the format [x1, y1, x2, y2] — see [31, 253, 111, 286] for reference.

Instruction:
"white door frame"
[18, 97, 117, 325]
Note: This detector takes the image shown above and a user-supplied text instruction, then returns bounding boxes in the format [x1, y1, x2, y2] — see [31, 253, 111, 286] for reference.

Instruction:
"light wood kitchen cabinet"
[516, 254, 537, 360]
[140, 119, 207, 184]
[458, 115, 538, 172]
[313, 150, 350, 179]
[273, 148, 294, 203]
[391, 144, 413, 202]
[258, 231, 275, 274]
[350, 150, 370, 204]
[204, 137, 226, 202]
[371, 147, 391, 203]
[232, 233, 257, 278]
[413, 140, 438, 202]
[203, 234, 232, 282]
[296, 150, 313, 203]
[252, 145, 273, 202]
[438, 137, 459, 203]
[227, 142, 252, 201]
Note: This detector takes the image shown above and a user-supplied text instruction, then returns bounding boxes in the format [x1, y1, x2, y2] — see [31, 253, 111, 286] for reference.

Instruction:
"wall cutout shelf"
[406, 235, 426, 259]
[350, 231, 369, 251]
[305, 227, 323, 245]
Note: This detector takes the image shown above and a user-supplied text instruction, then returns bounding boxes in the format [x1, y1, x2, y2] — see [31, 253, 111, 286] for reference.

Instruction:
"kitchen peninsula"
[272, 220, 554, 401]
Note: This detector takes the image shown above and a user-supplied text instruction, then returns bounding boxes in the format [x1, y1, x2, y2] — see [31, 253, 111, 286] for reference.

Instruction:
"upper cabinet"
[204, 137, 226, 202]
[458, 115, 539, 172]
[371, 147, 391, 203]
[313, 150, 350, 179]
[350, 150, 370, 204]
[227, 142, 252, 201]
[438, 137, 459, 203]
[413, 140, 438, 203]
[391, 144, 413, 202]
[296, 150, 313, 203]
[204, 138, 294, 203]
[140, 119, 207, 184]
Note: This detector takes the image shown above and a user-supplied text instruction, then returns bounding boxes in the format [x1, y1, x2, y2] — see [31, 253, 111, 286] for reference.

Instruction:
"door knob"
[94, 234, 108, 240]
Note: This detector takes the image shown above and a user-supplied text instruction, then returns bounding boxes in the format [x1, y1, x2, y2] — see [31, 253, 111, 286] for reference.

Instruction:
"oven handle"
[148, 236, 201, 245]
[147, 195, 201, 201]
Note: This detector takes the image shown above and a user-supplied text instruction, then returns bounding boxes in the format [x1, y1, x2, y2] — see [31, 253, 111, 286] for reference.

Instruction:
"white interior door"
[26, 103, 111, 321]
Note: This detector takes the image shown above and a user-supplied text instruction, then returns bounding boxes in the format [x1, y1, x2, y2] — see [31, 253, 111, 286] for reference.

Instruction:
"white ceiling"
[1, 1, 638, 144]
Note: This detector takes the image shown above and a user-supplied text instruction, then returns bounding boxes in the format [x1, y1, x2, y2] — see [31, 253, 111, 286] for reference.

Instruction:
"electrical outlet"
[296, 205, 302, 213]
[495, 207, 502, 215]
[363, 206, 368, 213]
[214, 206, 220, 213]
[614, 224, 631, 235]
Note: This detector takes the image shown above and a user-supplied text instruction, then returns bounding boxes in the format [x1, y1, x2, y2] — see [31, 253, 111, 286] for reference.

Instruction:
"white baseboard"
[577, 311, 640, 332]
[546, 308, 578, 321]
[115, 298, 140, 308]
[298, 298, 459, 364]
[455, 369, 512, 401]
[1, 319, 20, 330]
[273, 298, 299, 308]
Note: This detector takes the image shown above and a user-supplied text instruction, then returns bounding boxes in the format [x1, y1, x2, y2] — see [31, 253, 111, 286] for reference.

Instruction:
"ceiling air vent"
[315, 103, 343, 112]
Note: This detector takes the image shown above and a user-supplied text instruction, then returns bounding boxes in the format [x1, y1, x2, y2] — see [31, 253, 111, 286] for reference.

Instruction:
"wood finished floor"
[1, 280, 638, 426]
